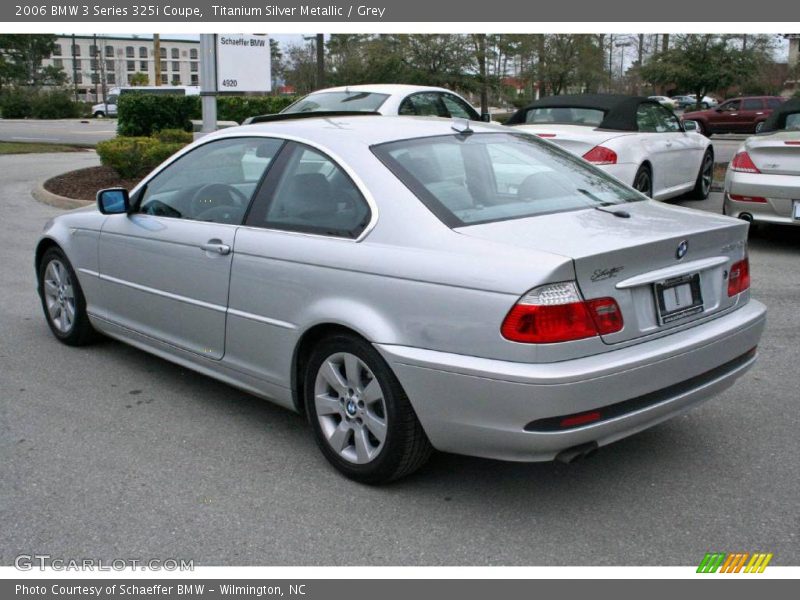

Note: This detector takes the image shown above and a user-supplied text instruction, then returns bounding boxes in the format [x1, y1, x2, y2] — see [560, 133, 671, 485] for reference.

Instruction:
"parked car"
[244, 84, 489, 124]
[649, 95, 676, 110]
[723, 98, 800, 227]
[505, 94, 714, 200]
[672, 95, 717, 110]
[92, 85, 201, 118]
[682, 96, 786, 136]
[36, 115, 765, 483]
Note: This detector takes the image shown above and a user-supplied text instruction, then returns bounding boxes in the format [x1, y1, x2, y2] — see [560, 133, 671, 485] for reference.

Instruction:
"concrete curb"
[31, 181, 92, 210]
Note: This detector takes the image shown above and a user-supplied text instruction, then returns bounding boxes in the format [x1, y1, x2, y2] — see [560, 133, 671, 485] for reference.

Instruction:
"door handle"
[200, 241, 231, 255]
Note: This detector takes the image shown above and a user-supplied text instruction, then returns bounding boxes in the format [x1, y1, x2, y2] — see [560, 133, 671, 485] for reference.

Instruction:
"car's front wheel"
[38, 247, 97, 346]
[755, 121, 765, 133]
[305, 333, 432, 483]
[633, 165, 652, 198]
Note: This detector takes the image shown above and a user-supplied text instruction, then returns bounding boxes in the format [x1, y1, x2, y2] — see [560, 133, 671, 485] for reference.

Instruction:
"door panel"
[97, 216, 235, 358]
[94, 136, 284, 358]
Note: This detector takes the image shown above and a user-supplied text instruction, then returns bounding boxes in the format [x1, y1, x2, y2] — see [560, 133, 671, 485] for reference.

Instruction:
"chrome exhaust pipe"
[739, 213, 753, 223]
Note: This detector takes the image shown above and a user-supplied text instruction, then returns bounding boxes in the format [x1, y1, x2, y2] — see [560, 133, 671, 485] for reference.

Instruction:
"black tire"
[695, 121, 710, 137]
[37, 247, 98, 346]
[755, 121, 765, 133]
[632, 165, 653, 198]
[304, 333, 432, 484]
[93, 111, 104, 118]
[687, 149, 714, 200]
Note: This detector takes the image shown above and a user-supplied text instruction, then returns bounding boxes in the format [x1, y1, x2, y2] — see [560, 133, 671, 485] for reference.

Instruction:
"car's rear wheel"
[633, 165, 652, 198]
[305, 334, 432, 483]
[93, 111, 104, 118]
[695, 121, 709, 137]
[755, 121, 765, 133]
[38, 247, 97, 346]
[687, 149, 714, 200]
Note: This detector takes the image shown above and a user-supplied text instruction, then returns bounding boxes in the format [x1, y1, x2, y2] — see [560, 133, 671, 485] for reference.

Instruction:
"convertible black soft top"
[505, 94, 665, 131]
[759, 98, 800, 133]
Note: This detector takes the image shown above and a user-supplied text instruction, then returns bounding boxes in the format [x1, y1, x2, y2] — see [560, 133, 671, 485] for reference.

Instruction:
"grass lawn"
[0, 141, 87, 155]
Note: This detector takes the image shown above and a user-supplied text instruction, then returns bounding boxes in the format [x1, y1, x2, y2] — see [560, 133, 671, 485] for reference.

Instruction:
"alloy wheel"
[313, 352, 388, 464]
[43, 259, 76, 334]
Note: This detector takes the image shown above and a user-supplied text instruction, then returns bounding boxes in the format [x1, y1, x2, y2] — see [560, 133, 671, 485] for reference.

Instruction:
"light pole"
[615, 41, 631, 88]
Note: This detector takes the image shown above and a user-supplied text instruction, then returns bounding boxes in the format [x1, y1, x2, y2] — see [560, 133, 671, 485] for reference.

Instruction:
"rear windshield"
[282, 91, 390, 114]
[519, 107, 605, 126]
[373, 132, 642, 227]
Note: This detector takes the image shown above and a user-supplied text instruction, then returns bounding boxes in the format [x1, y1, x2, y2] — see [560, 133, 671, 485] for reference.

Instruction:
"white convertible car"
[505, 94, 714, 201]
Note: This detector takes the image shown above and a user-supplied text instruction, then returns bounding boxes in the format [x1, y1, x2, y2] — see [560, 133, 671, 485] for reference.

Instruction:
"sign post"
[199, 34, 217, 134]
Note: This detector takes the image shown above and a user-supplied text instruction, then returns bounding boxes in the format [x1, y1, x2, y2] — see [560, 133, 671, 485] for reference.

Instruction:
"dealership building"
[42, 35, 201, 101]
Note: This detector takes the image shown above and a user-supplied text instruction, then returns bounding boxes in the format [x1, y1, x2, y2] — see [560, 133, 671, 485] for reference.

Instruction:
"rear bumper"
[376, 300, 766, 462]
[724, 171, 800, 225]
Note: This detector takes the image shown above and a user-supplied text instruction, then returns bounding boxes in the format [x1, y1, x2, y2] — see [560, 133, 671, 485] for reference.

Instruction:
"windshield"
[373, 132, 642, 227]
[282, 91, 390, 114]
[520, 107, 605, 126]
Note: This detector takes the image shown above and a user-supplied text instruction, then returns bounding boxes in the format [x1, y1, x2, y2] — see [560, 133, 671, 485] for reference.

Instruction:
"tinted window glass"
[138, 137, 283, 224]
[742, 99, 763, 110]
[766, 98, 782, 109]
[720, 100, 741, 111]
[373, 133, 641, 227]
[248, 143, 370, 238]
[282, 91, 389, 114]
[403, 93, 448, 117]
[636, 104, 661, 132]
[441, 94, 480, 120]
[521, 107, 605, 126]
[785, 113, 800, 130]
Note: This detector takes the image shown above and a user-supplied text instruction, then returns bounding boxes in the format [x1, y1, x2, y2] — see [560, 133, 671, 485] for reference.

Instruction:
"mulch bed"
[44, 166, 142, 201]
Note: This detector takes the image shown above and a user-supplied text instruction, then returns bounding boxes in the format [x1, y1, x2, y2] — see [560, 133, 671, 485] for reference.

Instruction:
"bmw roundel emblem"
[676, 240, 689, 260]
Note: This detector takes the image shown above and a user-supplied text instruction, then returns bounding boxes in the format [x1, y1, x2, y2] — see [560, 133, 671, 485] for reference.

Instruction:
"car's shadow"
[748, 223, 800, 252]
[81, 332, 721, 504]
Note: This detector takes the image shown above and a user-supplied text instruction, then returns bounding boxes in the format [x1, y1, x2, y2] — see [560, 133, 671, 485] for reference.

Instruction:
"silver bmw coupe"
[36, 116, 766, 483]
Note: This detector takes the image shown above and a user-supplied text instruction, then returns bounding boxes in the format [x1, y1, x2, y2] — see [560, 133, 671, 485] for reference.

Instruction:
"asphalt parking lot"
[1, 152, 798, 566]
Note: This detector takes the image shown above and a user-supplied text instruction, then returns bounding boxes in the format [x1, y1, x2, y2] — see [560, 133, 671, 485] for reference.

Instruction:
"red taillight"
[582, 145, 618, 165]
[728, 193, 768, 203]
[560, 411, 602, 428]
[586, 297, 624, 335]
[784, 141, 800, 145]
[730, 151, 761, 174]
[536, 133, 557, 138]
[727, 257, 750, 297]
[501, 282, 623, 344]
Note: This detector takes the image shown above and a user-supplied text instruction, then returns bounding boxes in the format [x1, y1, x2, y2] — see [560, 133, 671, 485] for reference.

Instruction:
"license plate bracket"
[654, 273, 704, 325]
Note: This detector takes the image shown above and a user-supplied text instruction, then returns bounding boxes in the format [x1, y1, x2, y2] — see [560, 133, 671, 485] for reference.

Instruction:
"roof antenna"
[451, 118, 473, 135]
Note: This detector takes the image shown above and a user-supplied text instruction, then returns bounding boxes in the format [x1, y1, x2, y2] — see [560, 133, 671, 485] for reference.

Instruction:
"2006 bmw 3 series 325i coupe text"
[36, 116, 766, 483]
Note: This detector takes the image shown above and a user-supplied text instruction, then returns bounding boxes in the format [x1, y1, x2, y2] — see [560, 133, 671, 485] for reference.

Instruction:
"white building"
[43, 35, 200, 102]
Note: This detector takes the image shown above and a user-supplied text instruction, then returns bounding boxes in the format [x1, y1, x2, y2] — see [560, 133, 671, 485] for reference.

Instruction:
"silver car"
[36, 116, 766, 483]
[723, 98, 800, 227]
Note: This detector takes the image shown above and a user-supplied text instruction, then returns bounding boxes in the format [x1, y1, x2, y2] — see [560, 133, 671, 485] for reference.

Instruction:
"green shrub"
[117, 94, 196, 137]
[152, 128, 194, 144]
[0, 87, 82, 119]
[96, 136, 185, 179]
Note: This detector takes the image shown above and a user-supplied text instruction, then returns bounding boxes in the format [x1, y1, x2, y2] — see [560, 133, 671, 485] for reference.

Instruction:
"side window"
[720, 100, 741, 111]
[766, 98, 782, 109]
[441, 94, 480, 120]
[636, 105, 660, 132]
[742, 98, 763, 110]
[246, 143, 371, 238]
[655, 105, 682, 132]
[138, 137, 283, 225]
[402, 93, 447, 117]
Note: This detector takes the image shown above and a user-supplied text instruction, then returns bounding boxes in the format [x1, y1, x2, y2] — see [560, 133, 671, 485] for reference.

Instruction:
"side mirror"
[481, 112, 492, 123]
[97, 188, 130, 214]
[683, 120, 699, 132]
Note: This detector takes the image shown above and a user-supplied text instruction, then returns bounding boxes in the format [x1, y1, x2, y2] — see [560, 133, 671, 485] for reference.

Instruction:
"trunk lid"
[745, 131, 800, 175]
[510, 124, 635, 158]
[457, 200, 749, 344]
